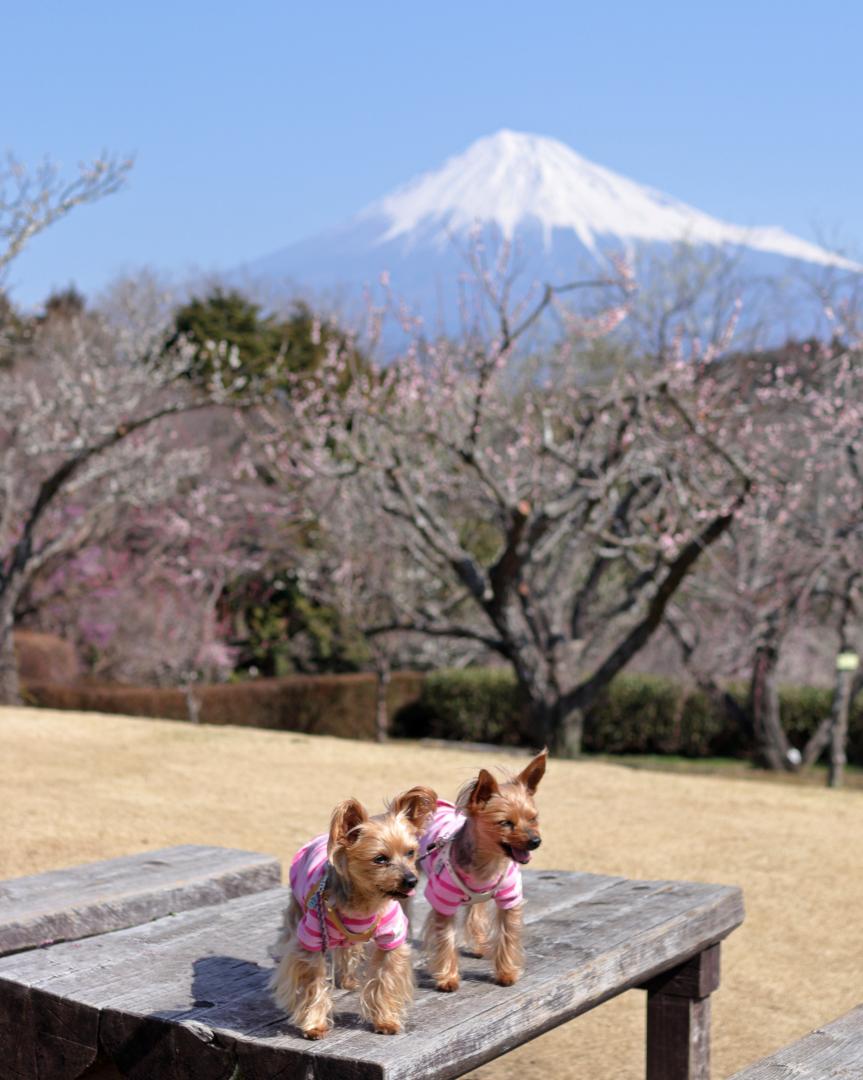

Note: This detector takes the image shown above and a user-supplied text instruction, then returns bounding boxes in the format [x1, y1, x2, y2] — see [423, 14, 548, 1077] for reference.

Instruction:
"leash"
[416, 833, 453, 867]
[305, 864, 331, 954]
[304, 863, 384, 953]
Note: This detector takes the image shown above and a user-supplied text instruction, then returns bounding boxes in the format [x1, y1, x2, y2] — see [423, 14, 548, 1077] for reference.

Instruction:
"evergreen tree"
[42, 285, 87, 322]
[166, 289, 364, 391]
[0, 290, 30, 368]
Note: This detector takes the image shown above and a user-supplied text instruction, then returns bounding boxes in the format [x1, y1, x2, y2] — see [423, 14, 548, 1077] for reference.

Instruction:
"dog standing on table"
[419, 750, 547, 992]
[270, 786, 436, 1039]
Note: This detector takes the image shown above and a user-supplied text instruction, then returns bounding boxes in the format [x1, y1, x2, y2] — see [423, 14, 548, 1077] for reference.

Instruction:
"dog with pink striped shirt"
[419, 750, 547, 992]
[270, 786, 436, 1039]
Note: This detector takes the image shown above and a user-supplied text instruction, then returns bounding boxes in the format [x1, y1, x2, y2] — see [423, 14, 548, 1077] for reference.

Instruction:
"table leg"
[643, 942, 721, 1080]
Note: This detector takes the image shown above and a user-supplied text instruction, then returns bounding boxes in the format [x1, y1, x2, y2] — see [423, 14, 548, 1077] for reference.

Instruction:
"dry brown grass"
[1, 705, 860, 1079]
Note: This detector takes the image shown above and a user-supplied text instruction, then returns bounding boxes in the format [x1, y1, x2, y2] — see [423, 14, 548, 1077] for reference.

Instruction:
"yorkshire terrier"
[419, 749, 547, 992]
[269, 786, 437, 1039]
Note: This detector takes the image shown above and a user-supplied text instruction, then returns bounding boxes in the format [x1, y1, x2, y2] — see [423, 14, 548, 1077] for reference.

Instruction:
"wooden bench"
[0, 866, 744, 1080]
[730, 1004, 863, 1078]
[0, 845, 281, 957]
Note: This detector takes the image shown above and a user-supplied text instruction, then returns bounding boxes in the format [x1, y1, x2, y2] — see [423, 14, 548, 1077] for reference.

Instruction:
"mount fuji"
[239, 130, 860, 335]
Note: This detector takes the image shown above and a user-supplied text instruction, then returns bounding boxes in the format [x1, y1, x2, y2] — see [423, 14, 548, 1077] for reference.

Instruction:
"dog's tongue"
[511, 848, 532, 865]
[404, 887, 416, 897]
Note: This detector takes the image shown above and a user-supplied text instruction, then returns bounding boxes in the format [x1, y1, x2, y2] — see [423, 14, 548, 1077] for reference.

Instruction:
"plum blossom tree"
[666, 330, 863, 780]
[0, 293, 265, 703]
[263, 249, 783, 754]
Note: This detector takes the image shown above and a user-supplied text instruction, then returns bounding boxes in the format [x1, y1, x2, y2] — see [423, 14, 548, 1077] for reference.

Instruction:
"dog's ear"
[391, 786, 437, 831]
[469, 768, 500, 807]
[329, 798, 368, 849]
[516, 749, 548, 795]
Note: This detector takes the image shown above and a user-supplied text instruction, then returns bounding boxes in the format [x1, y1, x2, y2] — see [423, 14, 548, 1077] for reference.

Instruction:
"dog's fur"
[270, 786, 436, 1039]
[422, 750, 547, 992]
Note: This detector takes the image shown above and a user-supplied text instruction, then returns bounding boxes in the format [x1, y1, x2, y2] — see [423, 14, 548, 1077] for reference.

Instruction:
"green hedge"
[777, 683, 863, 765]
[583, 674, 721, 756]
[394, 668, 863, 765]
[392, 668, 528, 744]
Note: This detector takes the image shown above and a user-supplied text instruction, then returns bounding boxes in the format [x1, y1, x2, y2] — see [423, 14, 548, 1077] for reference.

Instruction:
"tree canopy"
[166, 289, 365, 392]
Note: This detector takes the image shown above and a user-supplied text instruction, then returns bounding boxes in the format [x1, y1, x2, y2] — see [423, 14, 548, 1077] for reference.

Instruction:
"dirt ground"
[1, 706, 860, 1079]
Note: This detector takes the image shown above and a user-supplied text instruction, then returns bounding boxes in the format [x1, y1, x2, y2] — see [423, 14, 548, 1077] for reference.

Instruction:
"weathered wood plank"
[0, 845, 281, 957]
[729, 1004, 863, 1079]
[0, 870, 743, 1080]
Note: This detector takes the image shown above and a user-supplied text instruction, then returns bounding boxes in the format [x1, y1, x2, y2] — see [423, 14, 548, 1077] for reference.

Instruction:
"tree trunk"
[556, 703, 586, 757]
[525, 693, 585, 756]
[524, 692, 555, 751]
[828, 662, 854, 788]
[748, 638, 793, 771]
[184, 684, 202, 724]
[801, 714, 833, 769]
[505, 644, 557, 749]
[0, 606, 21, 706]
[827, 576, 860, 789]
[373, 653, 391, 744]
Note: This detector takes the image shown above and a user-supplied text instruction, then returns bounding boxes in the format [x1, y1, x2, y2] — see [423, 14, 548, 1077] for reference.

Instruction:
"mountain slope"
[238, 130, 860, 331]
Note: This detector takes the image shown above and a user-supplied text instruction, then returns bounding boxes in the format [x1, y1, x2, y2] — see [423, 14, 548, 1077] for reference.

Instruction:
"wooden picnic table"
[0, 849, 744, 1080]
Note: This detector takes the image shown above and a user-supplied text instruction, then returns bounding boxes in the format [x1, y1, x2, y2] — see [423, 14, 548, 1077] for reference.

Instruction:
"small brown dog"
[418, 750, 547, 992]
[269, 786, 436, 1039]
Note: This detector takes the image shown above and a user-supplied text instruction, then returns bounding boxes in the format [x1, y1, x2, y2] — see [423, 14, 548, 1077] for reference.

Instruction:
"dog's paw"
[302, 1025, 329, 1040]
[436, 976, 460, 993]
[495, 970, 519, 987]
[374, 1020, 401, 1035]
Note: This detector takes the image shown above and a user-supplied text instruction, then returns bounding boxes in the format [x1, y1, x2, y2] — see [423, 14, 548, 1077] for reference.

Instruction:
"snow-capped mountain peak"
[237, 130, 860, 340]
[361, 129, 857, 270]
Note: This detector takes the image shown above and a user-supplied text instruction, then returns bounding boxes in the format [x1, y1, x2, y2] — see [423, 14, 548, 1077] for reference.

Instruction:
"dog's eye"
[406, 848, 416, 858]
[373, 854, 390, 865]
[500, 820, 515, 829]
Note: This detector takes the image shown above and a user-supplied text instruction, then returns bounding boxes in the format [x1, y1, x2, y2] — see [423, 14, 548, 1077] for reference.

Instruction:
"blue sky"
[3, 0, 861, 306]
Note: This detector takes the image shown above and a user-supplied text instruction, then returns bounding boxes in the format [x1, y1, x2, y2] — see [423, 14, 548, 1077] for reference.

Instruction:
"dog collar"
[303, 878, 384, 945]
[438, 836, 507, 906]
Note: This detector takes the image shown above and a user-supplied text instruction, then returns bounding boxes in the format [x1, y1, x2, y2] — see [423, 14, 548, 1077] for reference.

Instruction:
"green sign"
[837, 652, 860, 672]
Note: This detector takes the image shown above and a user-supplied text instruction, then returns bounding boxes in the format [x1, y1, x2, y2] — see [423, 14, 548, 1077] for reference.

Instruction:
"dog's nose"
[526, 834, 542, 850]
[402, 872, 418, 890]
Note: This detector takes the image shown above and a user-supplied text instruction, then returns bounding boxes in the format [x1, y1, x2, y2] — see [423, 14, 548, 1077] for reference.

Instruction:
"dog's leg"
[464, 900, 492, 957]
[334, 942, 363, 990]
[360, 943, 414, 1034]
[269, 941, 333, 1039]
[492, 903, 524, 986]
[424, 909, 461, 992]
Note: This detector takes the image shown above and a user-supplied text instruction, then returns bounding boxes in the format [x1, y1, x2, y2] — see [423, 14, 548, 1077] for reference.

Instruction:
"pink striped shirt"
[289, 835, 407, 952]
[420, 800, 523, 916]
